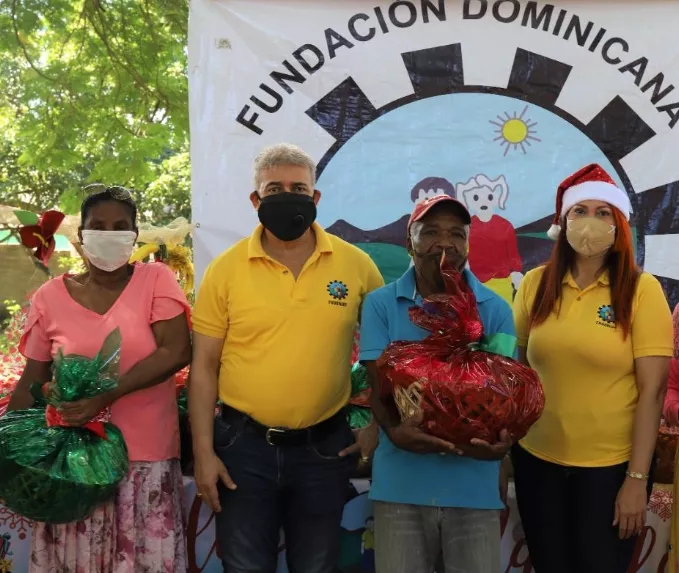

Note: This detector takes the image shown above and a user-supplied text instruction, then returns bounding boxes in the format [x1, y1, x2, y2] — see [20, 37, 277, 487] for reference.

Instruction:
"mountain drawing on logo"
[515, 214, 554, 271]
[327, 215, 410, 246]
[326, 212, 555, 275]
[515, 214, 553, 236]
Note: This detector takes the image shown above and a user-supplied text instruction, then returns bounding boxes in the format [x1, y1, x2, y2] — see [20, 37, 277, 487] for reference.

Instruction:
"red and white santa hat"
[546, 164, 631, 240]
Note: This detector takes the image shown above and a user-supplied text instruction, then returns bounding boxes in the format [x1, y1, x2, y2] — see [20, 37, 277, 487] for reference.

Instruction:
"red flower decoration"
[19, 210, 65, 266]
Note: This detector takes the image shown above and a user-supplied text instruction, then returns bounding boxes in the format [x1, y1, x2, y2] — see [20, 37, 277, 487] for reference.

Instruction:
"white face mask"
[81, 230, 137, 272]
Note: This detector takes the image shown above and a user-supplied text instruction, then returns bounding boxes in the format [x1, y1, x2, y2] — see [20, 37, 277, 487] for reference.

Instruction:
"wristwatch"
[625, 470, 649, 481]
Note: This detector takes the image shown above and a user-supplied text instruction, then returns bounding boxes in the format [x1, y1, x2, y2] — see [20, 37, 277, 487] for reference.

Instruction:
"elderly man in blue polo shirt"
[359, 194, 516, 573]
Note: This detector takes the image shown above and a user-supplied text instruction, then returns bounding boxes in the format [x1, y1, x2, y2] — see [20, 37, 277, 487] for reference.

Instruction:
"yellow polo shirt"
[193, 223, 384, 428]
[513, 267, 672, 467]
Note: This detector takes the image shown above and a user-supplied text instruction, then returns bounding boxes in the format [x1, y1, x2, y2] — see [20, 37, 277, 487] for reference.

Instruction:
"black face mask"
[257, 193, 317, 242]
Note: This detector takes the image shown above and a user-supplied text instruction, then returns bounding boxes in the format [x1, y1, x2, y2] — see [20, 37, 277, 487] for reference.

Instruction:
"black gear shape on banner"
[305, 44, 679, 307]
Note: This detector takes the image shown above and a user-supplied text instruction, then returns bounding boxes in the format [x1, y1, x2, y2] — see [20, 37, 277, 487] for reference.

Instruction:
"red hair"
[529, 208, 640, 337]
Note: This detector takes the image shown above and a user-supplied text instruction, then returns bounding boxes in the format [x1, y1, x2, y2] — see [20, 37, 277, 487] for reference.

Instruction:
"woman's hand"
[7, 359, 52, 412]
[59, 393, 112, 426]
[614, 477, 648, 539]
[7, 387, 35, 411]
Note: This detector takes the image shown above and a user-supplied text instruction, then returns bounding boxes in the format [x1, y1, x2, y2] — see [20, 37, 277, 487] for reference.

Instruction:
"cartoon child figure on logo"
[411, 176, 457, 205]
[456, 174, 523, 304]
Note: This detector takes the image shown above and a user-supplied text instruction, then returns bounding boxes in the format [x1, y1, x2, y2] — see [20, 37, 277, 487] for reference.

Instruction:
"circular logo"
[597, 305, 616, 324]
[327, 280, 349, 300]
[306, 43, 679, 306]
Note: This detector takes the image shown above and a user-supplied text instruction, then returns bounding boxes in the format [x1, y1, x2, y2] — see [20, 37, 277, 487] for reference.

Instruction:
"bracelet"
[626, 470, 649, 481]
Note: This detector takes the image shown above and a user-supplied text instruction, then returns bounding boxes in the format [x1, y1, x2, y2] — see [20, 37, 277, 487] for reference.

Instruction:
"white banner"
[188, 0, 679, 305]
[1, 481, 672, 572]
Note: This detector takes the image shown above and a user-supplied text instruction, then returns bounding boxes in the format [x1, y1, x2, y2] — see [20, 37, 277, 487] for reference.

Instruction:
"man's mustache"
[415, 250, 465, 263]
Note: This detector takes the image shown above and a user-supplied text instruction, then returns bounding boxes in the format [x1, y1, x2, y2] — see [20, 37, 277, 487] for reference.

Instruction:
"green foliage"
[0, 137, 85, 212]
[57, 253, 85, 274]
[12, 209, 39, 225]
[142, 149, 191, 225]
[0, 0, 191, 221]
[0, 299, 21, 354]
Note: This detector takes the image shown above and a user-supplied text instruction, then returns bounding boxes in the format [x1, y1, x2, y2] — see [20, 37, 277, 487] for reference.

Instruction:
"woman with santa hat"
[511, 164, 672, 573]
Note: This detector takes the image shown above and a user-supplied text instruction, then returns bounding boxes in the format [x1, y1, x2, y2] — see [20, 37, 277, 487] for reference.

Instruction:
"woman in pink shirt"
[8, 185, 192, 573]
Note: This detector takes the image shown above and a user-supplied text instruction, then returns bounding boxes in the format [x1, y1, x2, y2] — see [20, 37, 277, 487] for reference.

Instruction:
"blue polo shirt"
[359, 267, 516, 509]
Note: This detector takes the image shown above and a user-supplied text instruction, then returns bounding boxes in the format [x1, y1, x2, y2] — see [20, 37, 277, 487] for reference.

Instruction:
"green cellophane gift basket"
[348, 362, 372, 429]
[0, 329, 128, 523]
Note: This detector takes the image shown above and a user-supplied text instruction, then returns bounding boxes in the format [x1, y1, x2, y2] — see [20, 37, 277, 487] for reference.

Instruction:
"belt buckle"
[265, 427, 286, 446]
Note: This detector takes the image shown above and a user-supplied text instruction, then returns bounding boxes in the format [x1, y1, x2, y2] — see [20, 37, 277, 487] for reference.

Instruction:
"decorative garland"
[0, 306, 28, 418]
[130, 243, 194, 295]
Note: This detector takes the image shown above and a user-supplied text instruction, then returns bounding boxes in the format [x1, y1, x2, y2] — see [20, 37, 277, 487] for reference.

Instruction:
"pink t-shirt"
[20, 263, 191, 462]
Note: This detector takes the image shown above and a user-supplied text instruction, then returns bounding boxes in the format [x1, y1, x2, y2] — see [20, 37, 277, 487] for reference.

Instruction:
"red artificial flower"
[19, 210, 65, 266]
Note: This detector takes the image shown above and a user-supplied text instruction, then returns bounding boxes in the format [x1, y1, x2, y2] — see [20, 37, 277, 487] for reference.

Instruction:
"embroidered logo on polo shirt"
[596, 305, 616, 329]
[327, 280, 348, 307]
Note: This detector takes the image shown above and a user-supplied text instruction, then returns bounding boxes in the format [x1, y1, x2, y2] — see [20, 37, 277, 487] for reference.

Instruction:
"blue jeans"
[213, 410, 355, 573]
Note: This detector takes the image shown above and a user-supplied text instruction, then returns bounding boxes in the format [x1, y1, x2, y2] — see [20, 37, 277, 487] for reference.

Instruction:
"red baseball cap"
[408, 195, 471, 229]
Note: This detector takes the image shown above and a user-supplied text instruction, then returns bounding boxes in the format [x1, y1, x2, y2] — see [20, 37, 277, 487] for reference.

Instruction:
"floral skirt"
[29, 459, 187, 573]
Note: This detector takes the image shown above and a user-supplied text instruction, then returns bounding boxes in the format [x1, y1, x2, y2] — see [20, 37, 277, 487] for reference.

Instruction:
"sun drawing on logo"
[490, 105, 541, 156]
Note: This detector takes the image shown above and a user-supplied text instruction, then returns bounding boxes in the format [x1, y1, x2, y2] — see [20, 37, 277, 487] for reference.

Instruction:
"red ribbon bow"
[45, 404, 109, 440]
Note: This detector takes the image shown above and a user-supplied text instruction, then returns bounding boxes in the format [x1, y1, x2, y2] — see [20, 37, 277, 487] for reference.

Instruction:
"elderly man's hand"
[387, 411, 457, 455]
[455, 430, 513, 461]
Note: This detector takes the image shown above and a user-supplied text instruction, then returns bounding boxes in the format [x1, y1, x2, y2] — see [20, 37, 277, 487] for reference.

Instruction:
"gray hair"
[253, 143, 316, 188]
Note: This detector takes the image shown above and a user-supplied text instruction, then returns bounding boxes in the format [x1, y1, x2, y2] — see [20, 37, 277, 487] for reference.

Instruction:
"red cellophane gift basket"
[377, 263, 544, 445]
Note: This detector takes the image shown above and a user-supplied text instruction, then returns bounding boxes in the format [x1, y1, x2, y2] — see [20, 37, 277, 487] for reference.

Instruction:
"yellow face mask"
[566, 217, 616, 257]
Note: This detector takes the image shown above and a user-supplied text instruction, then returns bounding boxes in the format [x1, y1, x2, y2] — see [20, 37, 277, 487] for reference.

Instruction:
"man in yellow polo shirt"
[188, 143, 383, 573]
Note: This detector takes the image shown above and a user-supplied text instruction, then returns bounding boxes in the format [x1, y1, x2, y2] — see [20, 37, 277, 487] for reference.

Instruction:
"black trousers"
[512, 444, 654, 573]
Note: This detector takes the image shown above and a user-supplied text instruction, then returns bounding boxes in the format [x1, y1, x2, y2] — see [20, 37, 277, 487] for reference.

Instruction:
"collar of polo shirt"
[247, 222, 334, 259]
